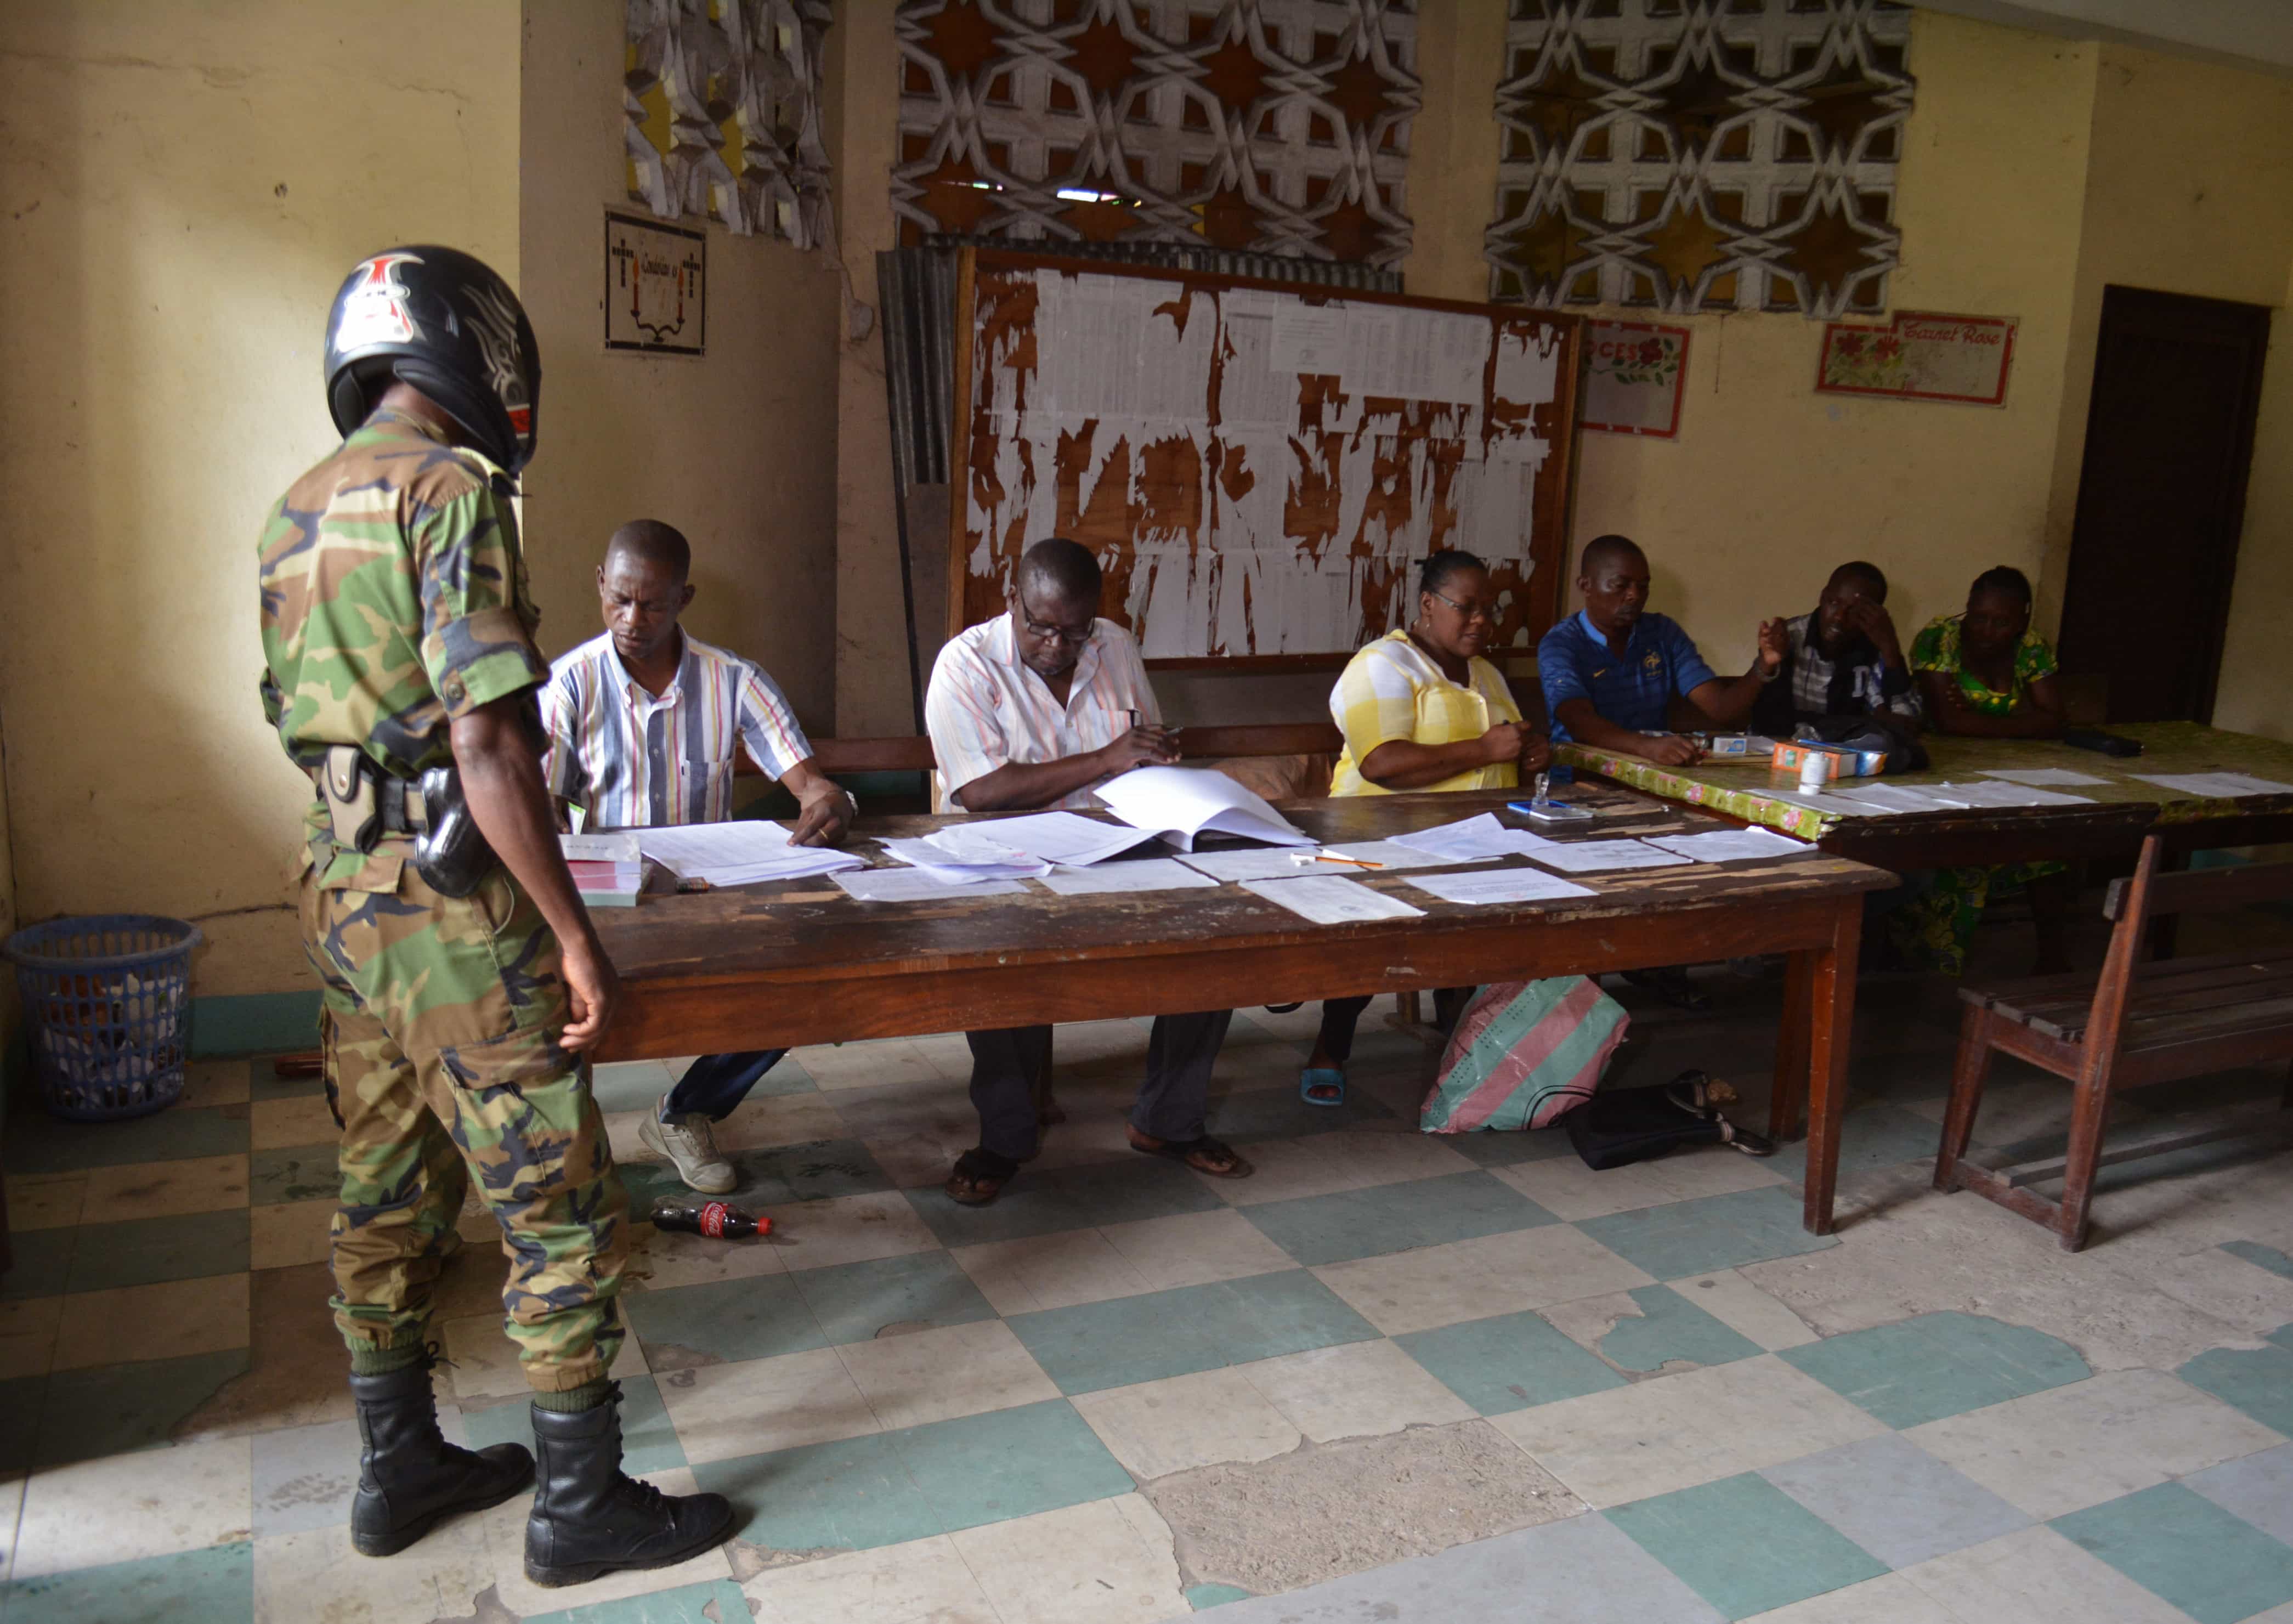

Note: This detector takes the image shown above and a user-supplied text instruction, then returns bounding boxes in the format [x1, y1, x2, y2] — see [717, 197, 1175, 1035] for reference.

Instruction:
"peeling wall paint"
[955, 260, 1579, 658]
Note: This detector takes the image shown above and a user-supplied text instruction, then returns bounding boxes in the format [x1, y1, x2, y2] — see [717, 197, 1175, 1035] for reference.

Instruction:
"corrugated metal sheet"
[875, 239, 1403, 726]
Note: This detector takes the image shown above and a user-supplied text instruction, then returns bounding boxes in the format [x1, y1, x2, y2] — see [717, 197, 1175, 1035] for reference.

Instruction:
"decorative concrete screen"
[1485, 0, 1913, 319]
[893, 0, 1421, 267]
[625, 0, 835, 248]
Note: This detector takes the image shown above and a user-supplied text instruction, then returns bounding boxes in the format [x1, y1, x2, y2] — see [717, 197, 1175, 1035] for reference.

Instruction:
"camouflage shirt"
[258, 409, 548, 873]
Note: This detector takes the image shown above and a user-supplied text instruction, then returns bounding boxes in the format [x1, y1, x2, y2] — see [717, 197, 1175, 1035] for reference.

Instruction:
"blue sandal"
[1299, 1067, 1347, 1108]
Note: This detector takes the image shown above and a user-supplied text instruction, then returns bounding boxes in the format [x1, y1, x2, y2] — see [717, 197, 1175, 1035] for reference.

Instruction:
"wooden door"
[2057, 287, 2270, 724]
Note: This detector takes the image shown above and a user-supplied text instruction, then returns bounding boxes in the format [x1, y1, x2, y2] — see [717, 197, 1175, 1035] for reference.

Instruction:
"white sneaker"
[638, 1098, 737, 1195]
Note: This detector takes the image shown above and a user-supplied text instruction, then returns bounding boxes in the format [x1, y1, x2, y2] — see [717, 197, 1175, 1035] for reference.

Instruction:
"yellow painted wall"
[519, 1, 845, 720]
[0, 2, 521, 998]
[2037, 42, 2293, 667]
[2217, 256, 2293, 741]
[1556, 14, 2103, 675]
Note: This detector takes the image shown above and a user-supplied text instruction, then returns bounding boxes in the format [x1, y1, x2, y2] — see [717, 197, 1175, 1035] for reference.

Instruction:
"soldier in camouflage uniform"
[259, 246, 732, 1585]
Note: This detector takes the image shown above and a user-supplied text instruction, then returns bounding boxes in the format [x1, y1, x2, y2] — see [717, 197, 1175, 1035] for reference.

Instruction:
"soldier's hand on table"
[1097, 724, 1183, 775]
[1638, 733, 1705, 767]
[790, 785, 854, 848]
[558, 936, 621, 1052]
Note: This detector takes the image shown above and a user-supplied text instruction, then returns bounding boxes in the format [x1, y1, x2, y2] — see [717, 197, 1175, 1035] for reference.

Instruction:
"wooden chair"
[1933, 835, 2293, 1250]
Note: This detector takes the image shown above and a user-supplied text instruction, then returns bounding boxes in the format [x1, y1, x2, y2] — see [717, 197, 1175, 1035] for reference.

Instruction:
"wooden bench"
[1933, 834, 2293, 1250]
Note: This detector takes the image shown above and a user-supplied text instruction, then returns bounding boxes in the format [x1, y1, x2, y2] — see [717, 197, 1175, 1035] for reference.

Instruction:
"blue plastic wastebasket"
[3, 914, 202, 1122]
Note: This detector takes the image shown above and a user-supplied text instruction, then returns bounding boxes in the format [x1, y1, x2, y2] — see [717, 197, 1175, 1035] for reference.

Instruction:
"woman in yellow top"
[1304, 550, 1553, 1104]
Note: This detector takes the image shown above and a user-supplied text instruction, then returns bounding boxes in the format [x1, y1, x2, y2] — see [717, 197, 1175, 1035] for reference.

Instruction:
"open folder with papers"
[1094, 767, 1312, 851]
[635, 821, 864, 887]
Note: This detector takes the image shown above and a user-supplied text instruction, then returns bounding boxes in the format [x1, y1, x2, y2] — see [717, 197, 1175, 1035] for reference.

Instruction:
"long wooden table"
[593, 785, 1895, 1236]
[1557, 722, 2293, 868]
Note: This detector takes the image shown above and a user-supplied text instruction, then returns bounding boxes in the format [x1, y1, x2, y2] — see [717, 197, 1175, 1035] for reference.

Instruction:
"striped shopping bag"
[1420, 976, 1629, 1134]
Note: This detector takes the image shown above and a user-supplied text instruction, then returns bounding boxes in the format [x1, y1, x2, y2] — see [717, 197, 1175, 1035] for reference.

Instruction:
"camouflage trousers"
[299, 844, 629, 1393]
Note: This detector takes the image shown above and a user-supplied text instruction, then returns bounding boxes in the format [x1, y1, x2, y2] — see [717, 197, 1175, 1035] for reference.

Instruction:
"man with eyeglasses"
[922, 537, 1254, 1207]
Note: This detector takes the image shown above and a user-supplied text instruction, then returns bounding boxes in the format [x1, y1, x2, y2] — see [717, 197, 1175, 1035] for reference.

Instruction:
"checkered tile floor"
[4, 974, 2292, 1623]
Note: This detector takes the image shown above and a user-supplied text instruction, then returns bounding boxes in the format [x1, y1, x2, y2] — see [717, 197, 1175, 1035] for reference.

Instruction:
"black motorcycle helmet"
[322, 246, 541, 473]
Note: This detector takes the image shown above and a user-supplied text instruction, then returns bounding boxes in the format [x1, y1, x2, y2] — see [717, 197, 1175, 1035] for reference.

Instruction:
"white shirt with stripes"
[924, 613, 1156, 812]
[541, 630, 812, 830]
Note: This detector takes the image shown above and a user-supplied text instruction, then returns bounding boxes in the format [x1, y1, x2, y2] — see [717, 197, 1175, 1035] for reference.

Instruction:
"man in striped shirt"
[542, 520, 852, 1193]
[922, 538, 1253, 1207]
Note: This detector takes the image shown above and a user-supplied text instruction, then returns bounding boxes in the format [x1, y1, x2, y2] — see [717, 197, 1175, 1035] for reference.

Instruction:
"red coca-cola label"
[699, 1202, 729, 1237]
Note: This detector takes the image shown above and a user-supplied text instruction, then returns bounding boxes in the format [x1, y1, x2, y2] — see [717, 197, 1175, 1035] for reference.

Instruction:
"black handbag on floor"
[1565, 1071, 1771, 1169]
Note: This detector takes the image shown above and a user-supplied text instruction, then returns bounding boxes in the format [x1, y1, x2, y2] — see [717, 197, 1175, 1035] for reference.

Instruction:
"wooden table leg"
[1802, 896, 1864, 1237]
[1770, 949, 1814, 1144]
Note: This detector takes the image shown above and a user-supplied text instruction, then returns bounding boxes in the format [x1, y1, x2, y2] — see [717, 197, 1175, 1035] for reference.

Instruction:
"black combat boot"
[524, 1382, 735, 1587]
[348, 1357, 535, 1557]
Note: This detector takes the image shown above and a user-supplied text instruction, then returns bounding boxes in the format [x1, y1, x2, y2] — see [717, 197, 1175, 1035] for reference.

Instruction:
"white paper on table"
[1836, 784, 1971, 814]
[926, 811, 1156, 869]
[1239, 875, 1425, 924]
[1037, 858, 1221, 896]
[834, 869, 1024, 904]
[876, 836, 1051, 883]
[1645, 829, 1816, 863]
[560, 831, 641, 863]
[1521, 839, 1695, 874]
[1315, 840, 1480, 872]
[2122, 770, 2293, 799]
[1175, 847, 1316, 882]
[1762, 788, 1893, 818]
[1388, 813, 1555, 862]
[1094, 766, 1312, 850]
[1981, 768, 2111, 786]
[1405, 867, 1598, 906]
[637, 822, 863, 884]
[1929, 781, 2093, 808]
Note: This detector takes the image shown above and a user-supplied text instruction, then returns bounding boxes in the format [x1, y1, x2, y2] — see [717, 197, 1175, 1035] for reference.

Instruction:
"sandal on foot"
[1128, 1129, 1254, 1179]
[1299, 1067, 1347, 1108]
[945, 1147, 1020, 1207]
[1622, 966, 1713, 1013]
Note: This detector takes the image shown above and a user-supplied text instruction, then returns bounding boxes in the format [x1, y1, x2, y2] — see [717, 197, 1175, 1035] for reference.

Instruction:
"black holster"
[414, 765, 497, 898]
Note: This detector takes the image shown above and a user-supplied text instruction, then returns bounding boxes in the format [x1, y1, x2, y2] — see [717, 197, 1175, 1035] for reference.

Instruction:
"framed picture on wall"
[604, 211, 706, 355]
[1580, 321, 1689, 438]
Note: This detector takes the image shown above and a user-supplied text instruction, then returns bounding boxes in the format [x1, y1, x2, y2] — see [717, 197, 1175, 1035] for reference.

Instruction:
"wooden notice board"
[947, 248, 1582, 666]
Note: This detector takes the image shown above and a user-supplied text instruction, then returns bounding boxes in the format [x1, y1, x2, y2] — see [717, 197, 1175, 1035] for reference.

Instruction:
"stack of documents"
[926, 810, 1156, 869]
[1644, 829, 1814, 863]
[636, 822, 864, 887]
[834, 869, 1022, 903]
[562, 833, 645, 907]
[877, 835, 1050, 885]
[2131, 772, 2293, 799]
[1095, 767, 1312, 851]
[1388, 812, 1550, 862]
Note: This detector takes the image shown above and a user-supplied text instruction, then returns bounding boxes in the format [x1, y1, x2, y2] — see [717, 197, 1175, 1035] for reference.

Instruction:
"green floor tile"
[248, 1141, 340, 1206]
[1395, 1309, 1626, 1414]
[2, 1104, 250, 1172]
[1600, 1286, 1765, 1374]
[0, 1227, 75, 1300]
[901, 1158, 1225, 1249]
[65, 1208, 250, 1291]
[521, 1577, 753, 1623]
[38, 1350, 253, 1466]
[1008, 1269, 1376, 1396]
[0, 1540, 253, 1624]
[1772, 1104, 1947, 1181]
[1203, 1082, 1396, 1142]
[1241, 1170, 1559, 1267]
[1609, 1474, 1888, 1620]
[1188, 1583, 1255, 1608]
[1780, 1311, 2089, 1429]
[790, 1250, 999, 1346]
[691, 1431, 941, 1554]
[2223, 1241, 2293, 1282]
[619, 1273, 825, 1366]
[895, 1397, 1135, 1532]
[462, 1374, 684, 1476]
[2178, 1343, 2293, 1437]
[1577, 1187, 1838, 1281]
[2055, 1481, 2293, 1624]
[1436, 1128, 1580, 1167]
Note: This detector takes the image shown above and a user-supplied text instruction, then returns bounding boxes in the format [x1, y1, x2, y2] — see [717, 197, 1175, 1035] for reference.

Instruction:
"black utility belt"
[317, 746, 497, 898]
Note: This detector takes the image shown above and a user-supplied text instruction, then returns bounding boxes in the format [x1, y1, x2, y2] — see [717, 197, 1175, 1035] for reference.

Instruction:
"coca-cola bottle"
[649, 1197, 770, 1238]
